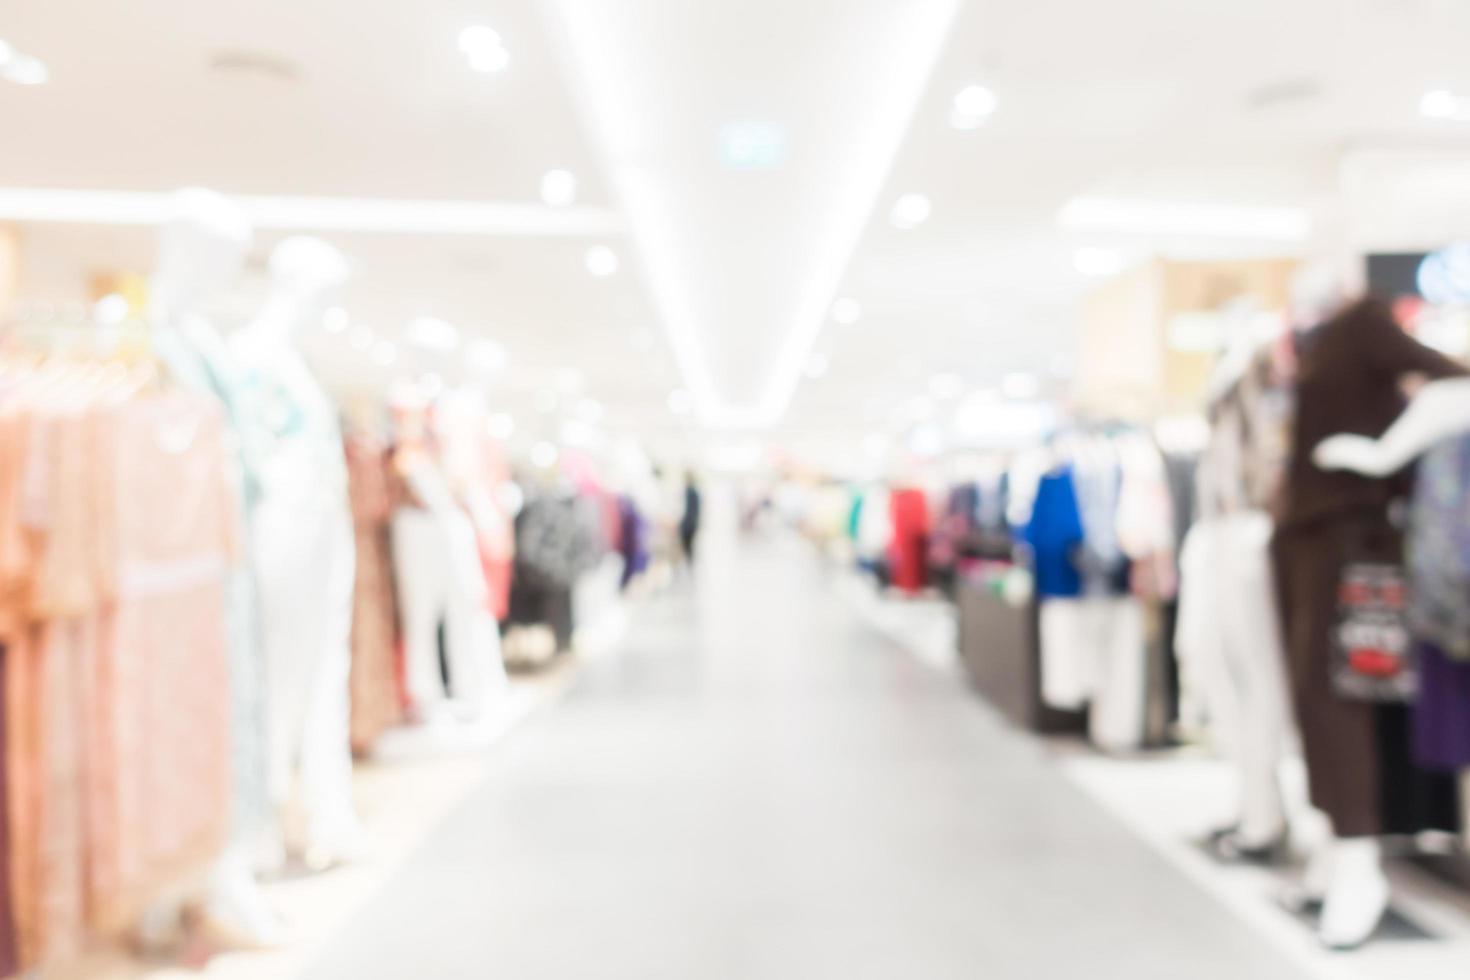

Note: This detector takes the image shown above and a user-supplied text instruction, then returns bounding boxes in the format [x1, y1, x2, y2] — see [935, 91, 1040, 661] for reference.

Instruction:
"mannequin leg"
[1228, 515, 1289, 848]
[1319, 838, 1390, 949]
[199, 569, 281, 944]
[439, 509, 493, 717]
[392, 510, 450, 715]
[296, 512, 364, 866]
[254, 503, 326, 867]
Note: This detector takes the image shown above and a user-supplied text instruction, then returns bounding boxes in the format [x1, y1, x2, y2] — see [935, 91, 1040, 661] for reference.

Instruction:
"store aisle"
[303, 532, 1308, 979]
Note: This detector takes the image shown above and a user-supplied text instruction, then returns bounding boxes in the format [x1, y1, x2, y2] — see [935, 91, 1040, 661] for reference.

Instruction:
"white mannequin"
[145, 189, 283, 948]
[232, 236, 365, 870]
[389, 387, 506, 723]
[1305, 376, 1470, 949]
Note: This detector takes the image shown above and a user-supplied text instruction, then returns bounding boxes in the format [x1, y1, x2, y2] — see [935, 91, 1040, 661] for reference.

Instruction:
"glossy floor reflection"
[303, 533, 1309, 979]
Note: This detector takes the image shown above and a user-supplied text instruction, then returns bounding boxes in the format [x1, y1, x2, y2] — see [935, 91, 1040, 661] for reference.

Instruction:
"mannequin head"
[149, 187, 253, 322]
[264, 236, 351, 330]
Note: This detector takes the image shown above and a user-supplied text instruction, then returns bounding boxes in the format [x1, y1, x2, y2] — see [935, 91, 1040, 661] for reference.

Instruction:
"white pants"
[1040, 596, 1147, 751]
[253, 497, 359, 849]
[1176, 512, 1294, 842]
[391, 507, 507, 718]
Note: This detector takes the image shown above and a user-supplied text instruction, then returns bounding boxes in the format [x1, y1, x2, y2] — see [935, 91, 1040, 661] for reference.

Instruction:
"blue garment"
[1022, 467, 1085, 598]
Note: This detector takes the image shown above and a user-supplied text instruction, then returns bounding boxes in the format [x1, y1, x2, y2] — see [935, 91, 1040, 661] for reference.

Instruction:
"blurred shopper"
[680, 472, 703, 565]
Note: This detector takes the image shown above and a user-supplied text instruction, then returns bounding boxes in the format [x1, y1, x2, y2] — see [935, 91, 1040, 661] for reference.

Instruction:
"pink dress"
[86, 391, 234, 935]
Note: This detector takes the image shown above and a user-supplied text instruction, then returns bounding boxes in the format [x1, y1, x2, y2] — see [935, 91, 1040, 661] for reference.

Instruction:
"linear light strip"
[0, 188, 623, 237]
[1057, 196, 1312, 242]
[544, 0, 961, 430]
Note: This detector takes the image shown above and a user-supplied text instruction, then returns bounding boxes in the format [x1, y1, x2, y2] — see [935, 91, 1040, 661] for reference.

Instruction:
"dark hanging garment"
[1273, 298, 1467, 837]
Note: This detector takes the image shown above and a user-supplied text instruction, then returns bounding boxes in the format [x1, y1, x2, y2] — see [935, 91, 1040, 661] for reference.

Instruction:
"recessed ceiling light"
[804, 353, 830, 379]
[667, 388, 694, 416]
[93, 293, 129, 325]
[890, 193, 931, 230]
[950, 84, 997, 129]
[1421, 88, 1470, 121]
[3, 54, 48, 86]
[540, 169, 578, 207]
[1074, 247, 1126, 278]
[459, 25, 509, 74]
[585, 244, 619, 277]
[831, 296, 862, 325]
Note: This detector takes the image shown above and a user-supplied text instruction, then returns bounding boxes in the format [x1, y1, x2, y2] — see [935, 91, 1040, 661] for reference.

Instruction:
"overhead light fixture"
[530, 441, 560, 468]
[803, 353, 830, 380]
[831, 296, 862, 325]
[1073, 247, 1127, 278]
[1420, 88, 1470, 122]
[0, 40, 48, 86]
[584, 244, 619, 277]
[1058, 196, 1312, 242]
[667, 388, 694, 416]
[717, 120, 789, 171]
[949, 84, 997, 129]
[93, 293, 129, 325]
[1002, 371, 1040, 400]
[0, 188, 622, 236]
[890, 193, 932, 231]
[540, 169, 578, 207]
[3, 54, 48, 86]
[488, 412, 516, 440]
[459, 25, 509, 74]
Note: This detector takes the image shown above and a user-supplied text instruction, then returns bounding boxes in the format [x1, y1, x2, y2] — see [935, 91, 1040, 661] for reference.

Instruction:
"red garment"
[888, 488, 931, 594]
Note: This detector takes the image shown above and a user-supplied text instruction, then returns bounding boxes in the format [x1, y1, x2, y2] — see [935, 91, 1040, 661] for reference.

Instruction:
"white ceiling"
[7, 0, 1470, 469]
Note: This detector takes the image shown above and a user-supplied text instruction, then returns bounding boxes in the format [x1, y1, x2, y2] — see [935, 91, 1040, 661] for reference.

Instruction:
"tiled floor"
[301, 533, 1312, 979]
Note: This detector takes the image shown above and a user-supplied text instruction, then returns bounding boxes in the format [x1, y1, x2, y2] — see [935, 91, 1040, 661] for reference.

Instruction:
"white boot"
[198, 846, 285, 949]
[1318, 839, 1390, 950]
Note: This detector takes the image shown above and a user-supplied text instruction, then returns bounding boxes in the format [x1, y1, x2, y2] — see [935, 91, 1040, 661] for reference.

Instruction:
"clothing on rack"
[1274, 297, 1466, 838]
[344, 434, 402, 754]
[0, 362, 235, 973]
